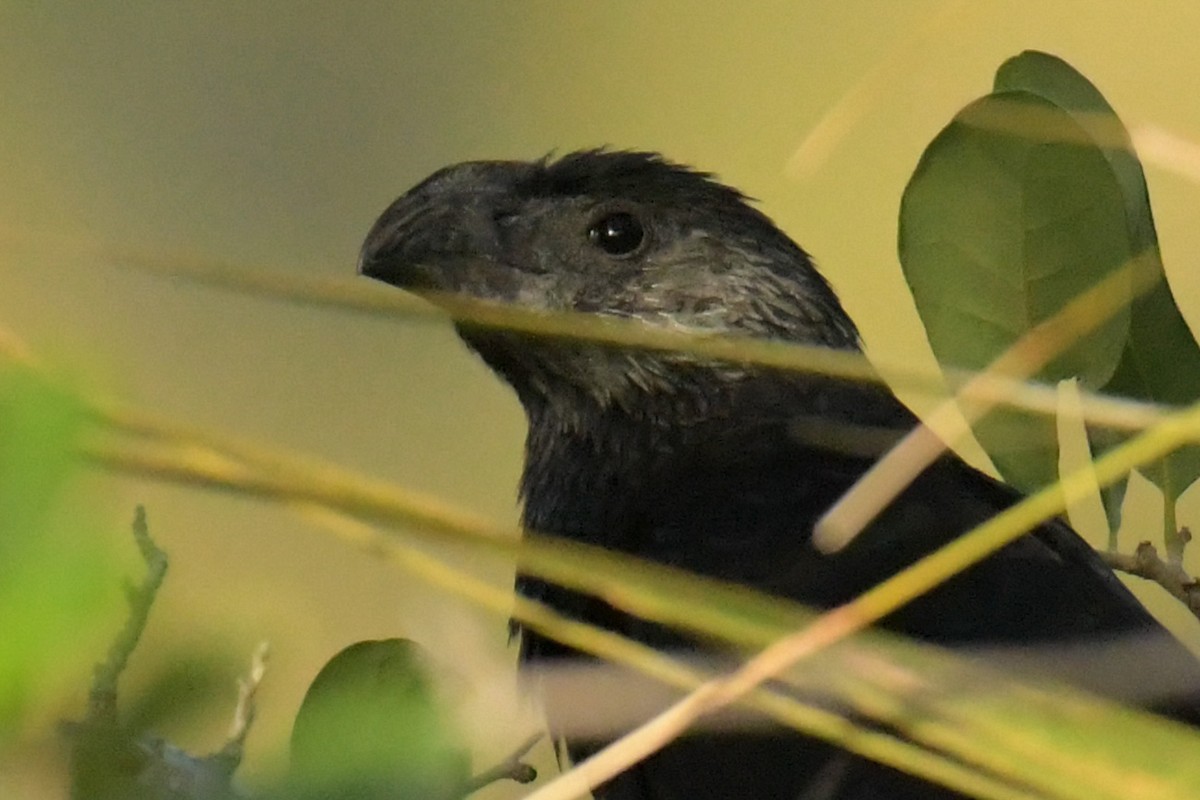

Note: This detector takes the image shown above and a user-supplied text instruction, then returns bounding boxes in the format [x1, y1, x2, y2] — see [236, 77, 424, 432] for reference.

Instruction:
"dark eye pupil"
[588, 212, 644, 255]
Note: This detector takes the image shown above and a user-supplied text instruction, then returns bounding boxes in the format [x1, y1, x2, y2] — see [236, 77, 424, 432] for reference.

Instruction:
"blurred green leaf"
[900, 88, 1134, 489]
[0, 364, 119, 735]
[287, 638, 470, 800]
[0, 364, 83, 539]
[122, 651, 242, 736]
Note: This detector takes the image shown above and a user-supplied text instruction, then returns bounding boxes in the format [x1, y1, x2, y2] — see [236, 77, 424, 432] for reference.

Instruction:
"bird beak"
[357, 193, 441, 288]
[357, 160, 528, 292]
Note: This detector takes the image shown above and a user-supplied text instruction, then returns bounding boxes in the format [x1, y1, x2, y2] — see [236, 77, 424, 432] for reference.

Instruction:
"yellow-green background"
[4, 2, 1200, 797]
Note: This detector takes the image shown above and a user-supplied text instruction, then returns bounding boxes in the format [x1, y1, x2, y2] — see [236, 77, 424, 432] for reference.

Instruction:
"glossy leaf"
[994, 50, 1158, 259]
[900, 89, 1134, 490]
[1103, 288, 1200, 505]
[995, 50, 1200, 519]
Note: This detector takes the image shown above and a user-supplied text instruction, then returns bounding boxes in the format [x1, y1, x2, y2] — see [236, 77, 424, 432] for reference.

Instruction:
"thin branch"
[88, 506, 168, 720]
[459, 733, 542, 795]
[1164, 494, 1184, 565]
[98, 249, 1170, 436]
[1103, 530, 1200, 619]
[70, 509, 248, 800]
[87, 251, 1189, 551]
[1132, 124, 1200, 185]
[209, 641, 271, 774]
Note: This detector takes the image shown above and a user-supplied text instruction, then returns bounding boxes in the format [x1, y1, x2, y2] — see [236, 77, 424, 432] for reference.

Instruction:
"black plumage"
[359, 150, 1200, 799]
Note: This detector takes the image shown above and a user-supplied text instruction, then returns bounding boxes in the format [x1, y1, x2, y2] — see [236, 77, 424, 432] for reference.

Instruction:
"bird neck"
[516, 377, 795, 540]
[519, 402, 668, 537]
[515, 370, 915, 544]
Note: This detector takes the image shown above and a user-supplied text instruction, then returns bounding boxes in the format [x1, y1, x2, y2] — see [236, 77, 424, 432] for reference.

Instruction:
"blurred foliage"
[285, 638, 470, 800]
[74, 359, 1200, 799]
[121, 652, 244, 742]
[0, 363, 120, 737]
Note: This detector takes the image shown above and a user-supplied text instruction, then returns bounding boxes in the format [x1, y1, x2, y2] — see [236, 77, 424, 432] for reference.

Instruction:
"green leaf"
[0, 365, 83, 541]
[995, 50, 1200, 521]
[0, 365, 119, 735]
[1103, 283, 1200, 507]
[899, 89, 1134, 490]
[288, 638, 470, 800]
[995, 51, 1149, 528]
[994, 50, 1159, 260]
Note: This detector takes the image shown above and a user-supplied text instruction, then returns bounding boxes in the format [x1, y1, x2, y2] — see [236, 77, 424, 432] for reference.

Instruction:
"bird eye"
[587, 212, 645, 256]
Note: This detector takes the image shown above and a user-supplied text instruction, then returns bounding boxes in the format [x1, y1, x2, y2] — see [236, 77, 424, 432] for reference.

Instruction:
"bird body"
[359, 150, 1200, 798]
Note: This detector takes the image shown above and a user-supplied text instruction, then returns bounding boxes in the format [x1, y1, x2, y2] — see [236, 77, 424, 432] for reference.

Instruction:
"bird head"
[358, 150, 860, 422]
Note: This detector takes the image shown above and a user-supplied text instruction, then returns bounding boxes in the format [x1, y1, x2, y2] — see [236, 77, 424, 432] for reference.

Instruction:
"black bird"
[358, 150, 1200, 799]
